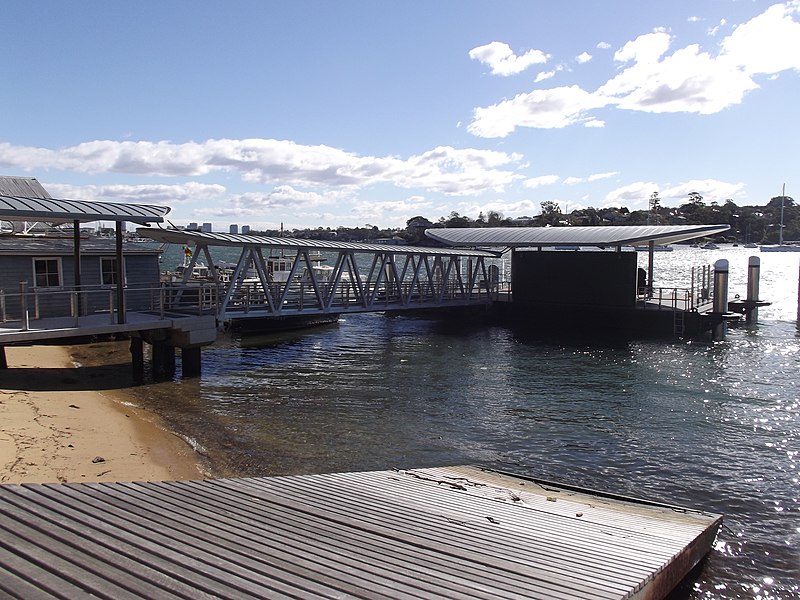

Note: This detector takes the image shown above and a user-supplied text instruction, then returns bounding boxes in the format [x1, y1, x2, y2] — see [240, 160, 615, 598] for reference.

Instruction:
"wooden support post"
[181, 347, 202, 378]
[130, 337, 144, 379]
[0, 346, 7, 369]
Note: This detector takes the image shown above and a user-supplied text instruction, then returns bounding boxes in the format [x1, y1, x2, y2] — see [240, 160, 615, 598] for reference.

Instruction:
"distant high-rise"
[188, 222, 198, 231]
[241, 225, 251, 234]
[202, 222, 213, 233]
[229, 224, 239, 234]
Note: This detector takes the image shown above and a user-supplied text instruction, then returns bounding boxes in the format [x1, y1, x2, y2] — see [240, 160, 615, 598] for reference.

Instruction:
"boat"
[700, 242, 719, 250]
[759, 243, 800, 252]
[743, 242, 758, 248]
[633, 245, 673, 252]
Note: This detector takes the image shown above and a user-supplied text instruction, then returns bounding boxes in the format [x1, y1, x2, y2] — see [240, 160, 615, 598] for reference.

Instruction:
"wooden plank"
[3, 484, 300, 599]
[227, 474, 661, 583]
[125, 480, 509, 600]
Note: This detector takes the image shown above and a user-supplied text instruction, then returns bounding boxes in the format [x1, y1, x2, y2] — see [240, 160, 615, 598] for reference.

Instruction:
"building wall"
[0, 252, 161, 320]
[511, 249, 637, 308]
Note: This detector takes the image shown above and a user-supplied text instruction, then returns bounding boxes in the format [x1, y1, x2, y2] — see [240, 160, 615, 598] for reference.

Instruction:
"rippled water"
[142, 245, 799, 599]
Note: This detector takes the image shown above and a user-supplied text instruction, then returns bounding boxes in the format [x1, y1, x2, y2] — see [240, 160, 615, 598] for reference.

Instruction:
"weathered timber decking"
[0, 466, 721, 599]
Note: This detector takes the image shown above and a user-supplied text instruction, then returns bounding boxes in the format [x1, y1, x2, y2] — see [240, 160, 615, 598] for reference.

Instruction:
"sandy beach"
[0, 343, 205, 484]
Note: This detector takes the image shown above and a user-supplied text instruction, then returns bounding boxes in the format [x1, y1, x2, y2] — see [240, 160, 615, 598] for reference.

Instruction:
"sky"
[2, 1, 799, 231]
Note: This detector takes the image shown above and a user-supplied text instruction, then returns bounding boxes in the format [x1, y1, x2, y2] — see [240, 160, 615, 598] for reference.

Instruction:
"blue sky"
[2, 1, 799, 231]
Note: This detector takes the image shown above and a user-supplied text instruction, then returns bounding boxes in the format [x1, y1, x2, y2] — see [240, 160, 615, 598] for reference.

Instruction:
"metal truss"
[164, 243, 499, 325]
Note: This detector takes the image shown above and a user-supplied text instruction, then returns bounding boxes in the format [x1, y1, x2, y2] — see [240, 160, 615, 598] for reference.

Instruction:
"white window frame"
[99, 256, 124, 287]
[32, 257, 63, 289]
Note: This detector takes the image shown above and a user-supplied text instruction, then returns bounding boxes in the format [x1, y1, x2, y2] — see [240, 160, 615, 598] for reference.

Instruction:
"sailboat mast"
[780, 183, 785, 246]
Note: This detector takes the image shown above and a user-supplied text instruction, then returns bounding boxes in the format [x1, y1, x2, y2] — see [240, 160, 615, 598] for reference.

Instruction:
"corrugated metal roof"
[0, 196, 170, 224]
[0, 176, 51, 199]
[0, 237, 162, 255]
[426, 224, 731, 248]
[136, 227, 499, 257]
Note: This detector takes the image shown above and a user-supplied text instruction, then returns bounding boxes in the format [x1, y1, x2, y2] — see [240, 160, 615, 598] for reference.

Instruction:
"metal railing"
[0, 283, 185, 331]
[637, 265, 713, 312]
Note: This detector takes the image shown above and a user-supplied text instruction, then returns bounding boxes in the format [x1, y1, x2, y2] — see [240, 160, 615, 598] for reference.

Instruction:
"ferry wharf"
[0, 465, 721, 599]
[426, 224, 764, 339]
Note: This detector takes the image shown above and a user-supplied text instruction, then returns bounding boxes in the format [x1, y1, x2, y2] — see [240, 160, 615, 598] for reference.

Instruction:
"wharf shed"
[426, 224, 731, 337]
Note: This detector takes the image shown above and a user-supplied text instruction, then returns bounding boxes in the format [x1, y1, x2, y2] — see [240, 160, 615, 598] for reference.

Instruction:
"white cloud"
[659, 179, 746, 204]
[576, 52, 592, 64]
[708, 18, 727, 36]
[468, 85, 605, 136]
[588, 171, 619, 182]
[534, 70, 556, 83]
[468, 3, 800, 135]
[596, 41, 611, 49]
[0, 139, 524, 198]
[613, 30, 672, 65]
[600, 42, 758, 114]
[563, 176, 583, 185]
[469, 41, 549, 76]
[720, 3, 800, 75]
[45, 182, 226, 204]
[523, 175, 559, 188]
[604, 179, 745, 209]
[604, 182, 661, 209]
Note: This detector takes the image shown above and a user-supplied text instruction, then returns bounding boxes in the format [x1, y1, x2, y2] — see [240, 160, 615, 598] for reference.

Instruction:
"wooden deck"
[0, 466, 721, 599]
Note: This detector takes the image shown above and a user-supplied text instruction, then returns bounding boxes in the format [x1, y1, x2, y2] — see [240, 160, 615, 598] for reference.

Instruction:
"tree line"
[254, 192, 797, 245]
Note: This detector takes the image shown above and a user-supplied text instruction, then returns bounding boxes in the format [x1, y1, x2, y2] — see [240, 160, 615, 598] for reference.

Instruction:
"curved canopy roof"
[425, 224, 730, 248]
[0, 195, 171, 224]
[137, 227, 499, 257]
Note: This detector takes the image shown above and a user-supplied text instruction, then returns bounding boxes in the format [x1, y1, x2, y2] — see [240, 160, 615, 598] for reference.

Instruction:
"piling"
[181, 347, 202, 377]
[746, 256, 760, 323]
[712, 259, 729, 341]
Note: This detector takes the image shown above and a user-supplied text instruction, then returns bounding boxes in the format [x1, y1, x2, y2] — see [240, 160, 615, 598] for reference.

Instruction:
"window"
[100, 257, 119, 286]
[33, 258, 62, 288]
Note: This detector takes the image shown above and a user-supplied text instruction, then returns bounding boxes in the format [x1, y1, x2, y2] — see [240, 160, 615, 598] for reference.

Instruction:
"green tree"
[540, 201, 562, 226]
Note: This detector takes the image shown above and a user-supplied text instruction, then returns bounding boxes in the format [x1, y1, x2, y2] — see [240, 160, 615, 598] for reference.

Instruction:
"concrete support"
[130, 337, 144, 379]
[746, 256, 760, 323]
[181, 347, 202, 378]
[151, 340, 175, 380]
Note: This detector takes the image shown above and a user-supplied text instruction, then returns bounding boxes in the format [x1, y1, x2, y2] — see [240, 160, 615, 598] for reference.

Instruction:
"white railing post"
[71, 291, 79, 326]
[109, 290, 115, 324]
[20, 282, 29, 331]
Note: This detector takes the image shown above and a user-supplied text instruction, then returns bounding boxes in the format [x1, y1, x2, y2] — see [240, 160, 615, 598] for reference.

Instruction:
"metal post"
[0, 290, 5, 323]
[712, 259, 729, 341]
[20, 281, 29, 331]
[109, 290, 115, 324]
[746, 256, 760, 323]
[71, 291, 79, 326]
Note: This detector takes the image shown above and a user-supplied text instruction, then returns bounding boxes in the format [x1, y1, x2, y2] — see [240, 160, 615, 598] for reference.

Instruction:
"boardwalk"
[0, 466, 721, 599]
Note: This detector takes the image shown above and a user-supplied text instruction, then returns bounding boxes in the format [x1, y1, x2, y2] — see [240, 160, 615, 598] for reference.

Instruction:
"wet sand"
[0, 343, 205, 484]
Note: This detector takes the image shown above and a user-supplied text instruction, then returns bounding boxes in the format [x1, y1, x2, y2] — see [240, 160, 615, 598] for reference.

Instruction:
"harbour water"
[140, 245, 798, 599]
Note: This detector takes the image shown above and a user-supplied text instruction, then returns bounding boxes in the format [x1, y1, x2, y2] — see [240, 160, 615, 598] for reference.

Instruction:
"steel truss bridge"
[138, 228, 502, 327]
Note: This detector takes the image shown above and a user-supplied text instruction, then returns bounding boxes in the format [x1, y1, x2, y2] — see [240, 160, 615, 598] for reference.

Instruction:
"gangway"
[137, 228, 502, 328]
